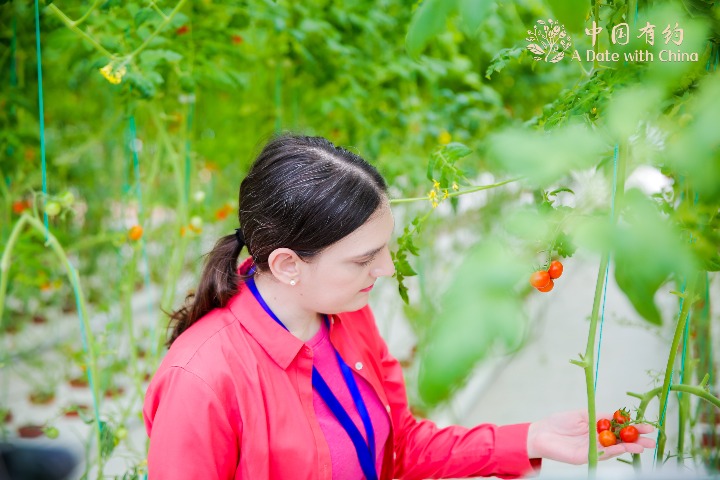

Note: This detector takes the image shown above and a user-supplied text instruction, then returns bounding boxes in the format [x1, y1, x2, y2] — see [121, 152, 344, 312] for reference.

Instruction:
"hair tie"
[235, 228, 245, 246]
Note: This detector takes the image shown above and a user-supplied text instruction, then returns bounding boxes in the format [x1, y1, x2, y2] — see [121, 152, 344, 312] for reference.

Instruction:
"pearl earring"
[290, 279, 297, 286]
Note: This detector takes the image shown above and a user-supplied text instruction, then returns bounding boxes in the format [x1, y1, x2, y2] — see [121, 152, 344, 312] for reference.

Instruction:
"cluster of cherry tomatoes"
[597, 408, 639, 447]
[529, 260, 563, 292]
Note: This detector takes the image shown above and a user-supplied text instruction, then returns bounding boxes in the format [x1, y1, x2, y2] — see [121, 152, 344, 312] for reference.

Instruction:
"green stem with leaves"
[46, 5, 115, 58]
[654, 273, 700, 465]
[389, 177, 520, 205]
[0, 214, 104, 477]
[628, 375, 720, 469]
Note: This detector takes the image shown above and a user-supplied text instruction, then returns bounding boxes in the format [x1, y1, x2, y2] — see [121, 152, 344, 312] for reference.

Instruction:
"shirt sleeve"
[372, 327, 541, 479]
[143, 366, 240, 480]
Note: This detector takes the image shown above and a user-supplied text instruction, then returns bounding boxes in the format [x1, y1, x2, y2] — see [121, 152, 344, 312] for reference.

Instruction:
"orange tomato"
[128, 225, 143, 241]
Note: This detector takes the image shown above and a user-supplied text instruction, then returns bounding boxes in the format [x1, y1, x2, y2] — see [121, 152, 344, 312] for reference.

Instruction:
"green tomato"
[115, 426, 128, 441]
[59, 191, 75, 207]
[44, 426, 59, 439]
[45, 201, 61, 217]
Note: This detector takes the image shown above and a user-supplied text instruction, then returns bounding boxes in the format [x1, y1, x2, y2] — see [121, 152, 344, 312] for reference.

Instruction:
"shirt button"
[385, 405, 391, 412]
[304, 346, 312, 355]
[355, 362, 363, 370]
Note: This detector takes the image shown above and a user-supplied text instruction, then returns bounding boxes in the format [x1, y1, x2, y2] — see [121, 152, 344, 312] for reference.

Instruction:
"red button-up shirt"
[143, 258, 541, 479]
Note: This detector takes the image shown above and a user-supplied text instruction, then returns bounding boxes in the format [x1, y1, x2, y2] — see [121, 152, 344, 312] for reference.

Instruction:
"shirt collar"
[226, 257, 312, 370]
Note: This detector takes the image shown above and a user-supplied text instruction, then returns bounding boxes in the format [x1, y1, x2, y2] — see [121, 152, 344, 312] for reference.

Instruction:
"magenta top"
[308, 321, 390, 479]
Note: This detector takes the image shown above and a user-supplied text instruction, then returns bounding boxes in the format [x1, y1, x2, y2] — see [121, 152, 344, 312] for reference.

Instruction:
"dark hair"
[167, 134, 388, 345]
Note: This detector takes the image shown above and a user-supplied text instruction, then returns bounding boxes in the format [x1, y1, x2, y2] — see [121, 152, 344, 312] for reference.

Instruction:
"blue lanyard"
[245, 275, 378, 480]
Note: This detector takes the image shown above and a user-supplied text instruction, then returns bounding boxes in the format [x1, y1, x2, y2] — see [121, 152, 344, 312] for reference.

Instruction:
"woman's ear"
[266, 248, 302, 285]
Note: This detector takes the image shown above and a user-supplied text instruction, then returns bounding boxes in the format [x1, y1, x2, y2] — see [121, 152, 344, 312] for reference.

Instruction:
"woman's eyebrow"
[351, 244, 385, 259]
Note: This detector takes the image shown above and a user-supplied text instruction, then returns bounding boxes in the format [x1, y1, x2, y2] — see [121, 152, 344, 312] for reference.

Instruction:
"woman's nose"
[370, 247, 395, 278]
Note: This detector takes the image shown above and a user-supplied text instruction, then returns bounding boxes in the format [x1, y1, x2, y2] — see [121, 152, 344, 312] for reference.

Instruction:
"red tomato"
[537, 279, 554, 292]
[596, 419, 612, 433]
[619, 425, 639, 443]
[12, 200, 30, 214]
[613, 409, 631, 425]
[529, 270, 551, 289]
[598, 430, 617, 447]
[548, 260, 563, 279]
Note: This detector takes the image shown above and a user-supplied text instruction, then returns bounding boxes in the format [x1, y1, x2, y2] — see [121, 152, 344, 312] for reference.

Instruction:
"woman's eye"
[357, 258, 373, 267]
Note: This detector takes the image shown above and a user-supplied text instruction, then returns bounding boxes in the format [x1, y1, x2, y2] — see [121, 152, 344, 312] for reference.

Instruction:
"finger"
[633, 423, 656, 434]
[597, 444, 628, 459]
[634, 437, 657, 449]
[621, 442, 646, 454]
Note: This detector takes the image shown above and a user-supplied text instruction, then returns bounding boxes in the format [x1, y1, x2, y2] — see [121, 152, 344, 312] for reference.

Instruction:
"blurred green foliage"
[0, 0, 719, 474]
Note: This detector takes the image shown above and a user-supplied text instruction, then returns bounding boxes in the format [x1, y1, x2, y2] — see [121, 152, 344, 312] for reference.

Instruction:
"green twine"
[33, 0, 102, 433]
[594, 144, 619, 392]
[69, 264, 102, 429]
[34, 0, 49, 237]
[184, 101, 195, 202]
[127, 115, 155, 354]
[274, 61, 282, 133]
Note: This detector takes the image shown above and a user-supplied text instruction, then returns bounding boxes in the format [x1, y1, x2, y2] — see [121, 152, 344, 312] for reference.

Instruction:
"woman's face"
[295, 201, 396, 314]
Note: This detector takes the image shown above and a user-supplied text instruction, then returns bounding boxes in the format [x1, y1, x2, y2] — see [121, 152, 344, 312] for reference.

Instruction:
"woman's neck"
[252, 273, 322, 342]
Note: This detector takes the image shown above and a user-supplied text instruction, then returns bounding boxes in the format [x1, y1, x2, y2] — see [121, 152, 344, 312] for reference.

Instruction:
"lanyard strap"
[245, 275, 378, 480]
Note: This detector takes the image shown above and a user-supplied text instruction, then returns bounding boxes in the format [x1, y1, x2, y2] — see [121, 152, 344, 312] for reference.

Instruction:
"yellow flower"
[431, 200, 439, 208]
[99, 63, 127, 85]
[442, 189, 449, 199]
[438, 130, 452, 145]
[428, 190, 437, 199]
[432, 179, 440, 190]
[452, 182, 459, 191]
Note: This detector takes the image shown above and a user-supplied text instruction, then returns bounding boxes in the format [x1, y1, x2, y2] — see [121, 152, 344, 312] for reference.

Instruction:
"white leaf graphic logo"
[526, 19, 573, 62]
[527, 44, 545, 55]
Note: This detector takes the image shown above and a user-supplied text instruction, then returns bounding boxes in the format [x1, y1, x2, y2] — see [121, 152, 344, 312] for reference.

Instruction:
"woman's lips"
[360, 284, 374, 292]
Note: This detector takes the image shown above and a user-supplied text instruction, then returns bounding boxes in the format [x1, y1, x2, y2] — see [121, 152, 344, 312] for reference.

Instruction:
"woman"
[143, 134, 655, 479]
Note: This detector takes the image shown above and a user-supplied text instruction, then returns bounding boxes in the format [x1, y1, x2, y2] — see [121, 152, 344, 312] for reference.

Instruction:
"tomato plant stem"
[577, 142, 628, 472]
[389, 177, 520, 204]
[654, 273, 699, 466]
[583, 251, 610, 472]
[0, 214, 105, 477]
[46, 5, 115, 59]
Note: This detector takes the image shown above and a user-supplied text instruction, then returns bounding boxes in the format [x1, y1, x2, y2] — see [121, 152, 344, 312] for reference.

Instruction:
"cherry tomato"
[128, 225, 143, 241]
[613, 409, 631, 425]
[537, 279, 554, 292]
[45, 201, 61, 217]
[598, 430, 617, 447]
[12, 200, 30, 214]
[596, 418, 612, 433]
[548, 260, 564, 279]
[619, 425, 639, 443]
[529, 270, 551, 289]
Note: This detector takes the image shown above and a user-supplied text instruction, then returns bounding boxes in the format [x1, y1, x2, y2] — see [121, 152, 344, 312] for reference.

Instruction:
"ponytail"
[167, 229, 246, 345]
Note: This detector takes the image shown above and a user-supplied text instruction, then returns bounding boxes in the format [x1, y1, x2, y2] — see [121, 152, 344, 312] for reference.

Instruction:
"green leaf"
[457, 0, 493, 37]
[139, 49, 184, 69]
[406, 0, 459, 59]
[487, 122, 605, 186]
[418, 240, 529, 405]
[613, 190, 700, 325]
[485, 47, 524, 79]
[545, 0, 591, 34]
